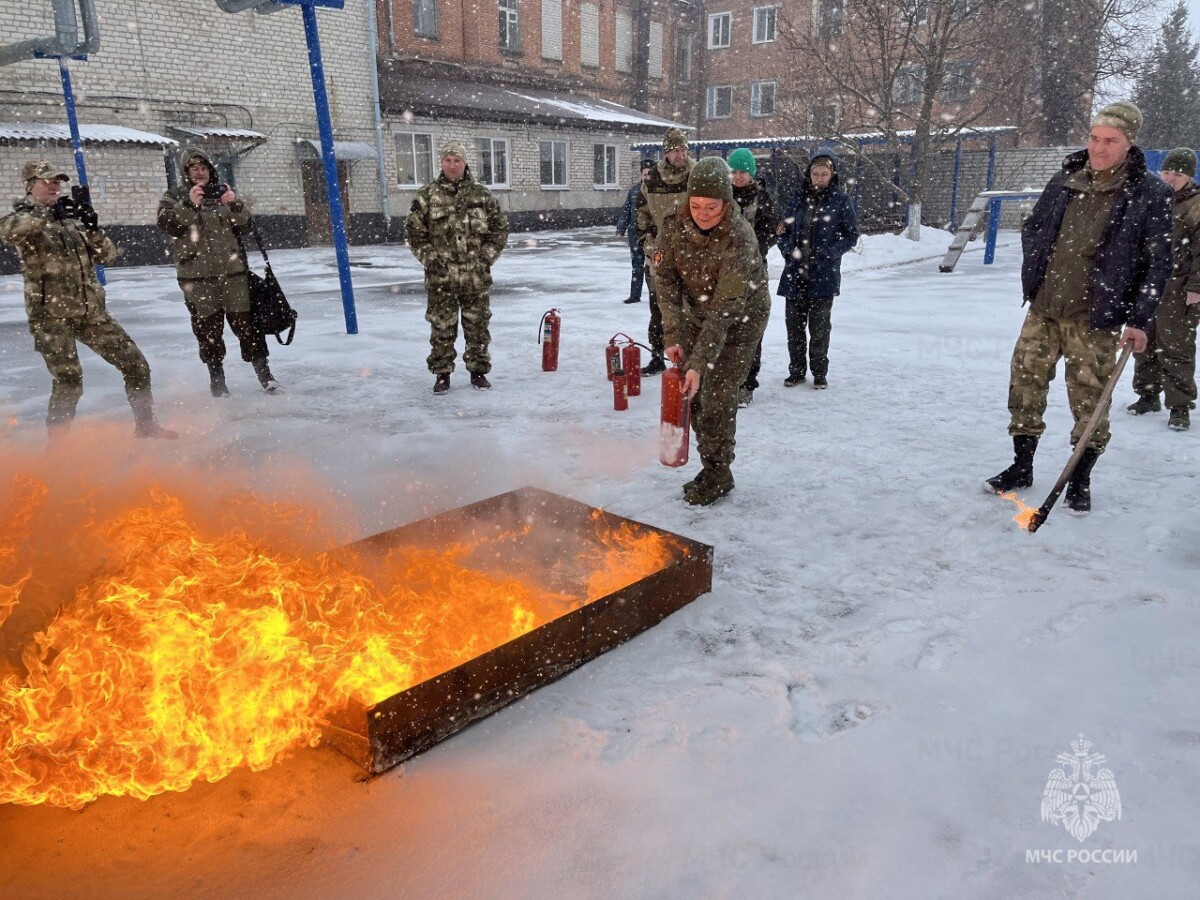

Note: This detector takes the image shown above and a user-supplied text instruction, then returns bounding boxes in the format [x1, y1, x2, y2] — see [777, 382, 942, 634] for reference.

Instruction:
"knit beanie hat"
[1162, 147, 1197, 178]
[440, 139, 468, 160]
[1092, 101, 1142, 144]
[663, 127, 689, 152]
[640, 158, 656, 172]
[727, 148, 757, 178]
[687, 157, 734, 204]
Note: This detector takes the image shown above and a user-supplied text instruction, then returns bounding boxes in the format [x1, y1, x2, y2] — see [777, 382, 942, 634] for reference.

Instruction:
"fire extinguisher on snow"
[622, 340, 646, 397]
[539, 308, 561, 372]
[606, 332, 633, 381]
[612, 355, 629, 411]
[659, 363, 691, 467]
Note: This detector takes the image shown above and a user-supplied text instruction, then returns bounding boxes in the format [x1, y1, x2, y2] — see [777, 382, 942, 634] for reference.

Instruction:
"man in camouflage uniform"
[636, 127, 695, 376]
[1126, 147, 1200, 431]
[405, 140, 508, 394]
[727, 147, 778, 407]
[986, 102, 1172, 513]
[158, 148, 278, 396]
[655, 157, 771, 506]
[0, 160, 176, 440]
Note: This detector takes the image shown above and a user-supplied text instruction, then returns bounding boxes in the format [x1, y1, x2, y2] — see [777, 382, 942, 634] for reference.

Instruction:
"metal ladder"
[938, 194, 991, 273]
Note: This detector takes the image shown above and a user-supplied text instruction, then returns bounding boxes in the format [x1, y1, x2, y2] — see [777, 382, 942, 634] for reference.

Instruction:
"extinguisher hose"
[538, 311, 549, 343]
[609, 331, 635, 346]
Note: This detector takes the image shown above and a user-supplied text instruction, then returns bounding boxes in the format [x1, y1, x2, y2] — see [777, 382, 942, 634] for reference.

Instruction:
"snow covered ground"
[1, 225, 1198, 900]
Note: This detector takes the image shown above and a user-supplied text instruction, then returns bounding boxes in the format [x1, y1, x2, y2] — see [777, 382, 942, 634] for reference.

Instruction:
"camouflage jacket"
[405, 169, 508, 292]
[635, 157, 695, 256]
[0, 196, 117, 320]
[156, 147, 251, 281]
[655, 209, 771, 374]
[1167, 182, 1200, 299]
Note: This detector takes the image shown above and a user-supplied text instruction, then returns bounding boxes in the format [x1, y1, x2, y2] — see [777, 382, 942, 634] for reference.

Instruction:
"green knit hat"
[727, 148, 757, 178]
[687, 157, 734, 204]
[1162, 147, 1197, 178]
[1092, 101, 1142, 144]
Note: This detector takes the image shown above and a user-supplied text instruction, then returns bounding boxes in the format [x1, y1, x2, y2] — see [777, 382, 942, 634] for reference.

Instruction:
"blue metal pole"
[984, 198, 1001, 265]
[949, 137, 962, 231]
[299, 0, 357, 334]
[58, 57, 105, 285]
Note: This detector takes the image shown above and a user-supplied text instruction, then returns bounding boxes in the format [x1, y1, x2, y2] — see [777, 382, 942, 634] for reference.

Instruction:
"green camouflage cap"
[23, 159, 70, 184]
[1162, 147, 1197, 177]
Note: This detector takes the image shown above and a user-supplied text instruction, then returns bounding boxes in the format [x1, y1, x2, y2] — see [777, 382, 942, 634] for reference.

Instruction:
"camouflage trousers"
[1131, 293, 1200, 410]
[1007, 311, 1121, 451]
[687, 318, 769, 471]
[426, 287, 491, 375]
[29, 309, 152, 427]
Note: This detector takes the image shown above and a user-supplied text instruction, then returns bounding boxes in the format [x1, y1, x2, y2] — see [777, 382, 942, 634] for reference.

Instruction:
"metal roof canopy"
[169, 125, 267, 143]
[630, 125, 1017, 153]
[295, 138, 377, 161]
[0, 122, 176, 147]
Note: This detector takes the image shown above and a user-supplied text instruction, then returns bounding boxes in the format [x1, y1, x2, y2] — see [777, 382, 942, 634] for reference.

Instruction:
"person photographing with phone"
[0, 159, 176, 441]
[157, 148, 279, 396]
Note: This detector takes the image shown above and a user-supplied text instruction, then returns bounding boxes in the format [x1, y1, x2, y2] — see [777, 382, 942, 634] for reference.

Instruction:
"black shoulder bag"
[240, 220, 298, 346]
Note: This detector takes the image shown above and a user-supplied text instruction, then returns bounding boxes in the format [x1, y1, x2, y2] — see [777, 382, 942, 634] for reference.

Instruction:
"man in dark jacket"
[1126, 147, 1200, 431]
[158, 148, 278, 396]
[728, 148, 777, 406]
[2, 160, 176, 440]
[986, 101, 1173, 512]
[615, 159, 654, 304]
[776, 153, 859, 389]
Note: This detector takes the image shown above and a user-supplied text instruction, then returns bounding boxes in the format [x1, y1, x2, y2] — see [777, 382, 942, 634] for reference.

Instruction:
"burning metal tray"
[322, 487, 712, 774]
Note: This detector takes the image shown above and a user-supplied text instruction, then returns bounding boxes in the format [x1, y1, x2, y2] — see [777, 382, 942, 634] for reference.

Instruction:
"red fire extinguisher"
[612, 355, 629, 411]
[659, 363, 691, 466]
[539, 308, 561, 372]
[622, 341, 645, 397]
[606, 332, 633, 381]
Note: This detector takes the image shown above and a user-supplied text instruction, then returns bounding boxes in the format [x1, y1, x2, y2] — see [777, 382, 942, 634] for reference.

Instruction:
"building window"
[396, 132, 434, 186]
[594, 144, 618, 187]
[706, 85, 733, 119]
[648, 21, 663, 79]
[540, 139, 567, 188]
[894, 65, 924, 104]
[899, 0, 928, 25]
[542, 0, 562, 60]
[941, 61, 975, 103]
[707, 12, 731, 49]
[750, 81, 776, 117]
[499, 0, 520, 52]
[616, 11, 633, 72]
[414, 0, 438, 38]
[675, 32, 693, 81]
[581, 3, 599, 67]
[811, 102, 839, 133]
[478, 137, 510, 187]
[753, 6, 777, 43]
[816, 0, 844, 38]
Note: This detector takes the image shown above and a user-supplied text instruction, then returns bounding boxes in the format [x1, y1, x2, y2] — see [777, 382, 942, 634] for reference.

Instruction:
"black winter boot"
[130, 390, 179, 440]
[985, 435, 1038, 494]
[1126, 393, 1161, 415]
[208, 362, 230, 398]
[1064, 446, 1100, 514]
[641, 355, 666, 377]
[252, 357, 280, 393]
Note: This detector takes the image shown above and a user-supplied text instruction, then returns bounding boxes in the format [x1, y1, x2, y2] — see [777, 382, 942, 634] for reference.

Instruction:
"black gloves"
[52, 196, 77, 221]
[77, 203, 99, 231]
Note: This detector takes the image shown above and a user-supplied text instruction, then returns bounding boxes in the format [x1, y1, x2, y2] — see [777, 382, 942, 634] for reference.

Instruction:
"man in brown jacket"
[1127, 147, 1200, 431]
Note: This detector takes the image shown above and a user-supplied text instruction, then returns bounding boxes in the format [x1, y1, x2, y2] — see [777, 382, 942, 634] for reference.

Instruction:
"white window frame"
[708, 12, 731, 49]
[540, 139, 568, 189]
[478, 137, 510, 188]
[706, 85, 733, 119]
[593, 143, 619, 188]
[750, 81, 776, 117]
[395, 131, 435, 187]
[753, 6, 777, 43]
[499, 0, 520, 52]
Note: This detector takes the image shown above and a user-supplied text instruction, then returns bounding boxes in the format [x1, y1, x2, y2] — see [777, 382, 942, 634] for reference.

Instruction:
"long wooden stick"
[1026, 344, 1134, 533]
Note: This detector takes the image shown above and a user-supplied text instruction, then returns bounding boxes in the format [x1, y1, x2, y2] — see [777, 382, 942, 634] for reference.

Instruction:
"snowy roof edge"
[0, 123, 177, 147]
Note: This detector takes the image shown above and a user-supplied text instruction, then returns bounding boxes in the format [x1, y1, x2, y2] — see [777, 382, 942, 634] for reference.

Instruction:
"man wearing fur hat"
[158, 148, 279, 396]
[1, 160, 176, 440]
[986, 101, 1173, 512]
[1126, 147, 1200, 431]
[406, 139, 508, 393]
[635, 127, 695, 376]
[654, 156, 771, 505]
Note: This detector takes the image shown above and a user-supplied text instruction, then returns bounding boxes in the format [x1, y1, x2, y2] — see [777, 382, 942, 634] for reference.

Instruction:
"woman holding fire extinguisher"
[655, 157, 771, 506]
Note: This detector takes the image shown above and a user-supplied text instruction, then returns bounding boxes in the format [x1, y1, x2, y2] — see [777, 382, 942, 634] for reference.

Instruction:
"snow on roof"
[630, 125, 1016, 150]
[0, 123, 177, 147]
[168, 125, 266, 142]
[500, 90, 689, 130]
[295, 139, 378, 161]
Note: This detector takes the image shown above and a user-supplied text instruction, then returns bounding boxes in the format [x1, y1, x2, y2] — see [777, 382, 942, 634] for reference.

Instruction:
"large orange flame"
[0, 479, 679, 810]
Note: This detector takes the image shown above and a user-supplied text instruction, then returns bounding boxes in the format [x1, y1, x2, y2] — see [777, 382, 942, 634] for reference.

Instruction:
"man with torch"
[985, 102, 1173, 514]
